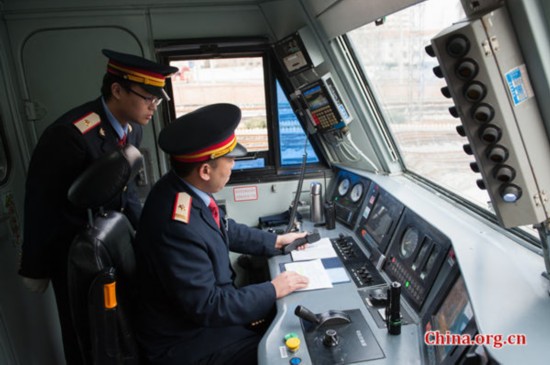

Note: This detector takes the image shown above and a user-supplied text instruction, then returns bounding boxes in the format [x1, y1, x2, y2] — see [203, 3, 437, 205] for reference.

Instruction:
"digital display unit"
[299, 75, 352, 131]
[355, 186, 405, 257]
[424, 275, 477, 364]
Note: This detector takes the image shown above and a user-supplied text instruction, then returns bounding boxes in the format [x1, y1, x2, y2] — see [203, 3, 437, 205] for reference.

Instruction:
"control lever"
[386, 281, 402, 335]
[294, 305, 351, 327]
[283, 230, 321, 254]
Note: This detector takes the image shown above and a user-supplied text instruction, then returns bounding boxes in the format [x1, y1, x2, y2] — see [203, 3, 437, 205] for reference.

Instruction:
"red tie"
[118, 133, 127, 146]
[208, 198, 220, 228]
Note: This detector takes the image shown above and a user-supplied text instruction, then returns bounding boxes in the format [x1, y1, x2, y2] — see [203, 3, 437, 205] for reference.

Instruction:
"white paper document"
[284, 259, 333, 291]
[290, 237, 337, 261]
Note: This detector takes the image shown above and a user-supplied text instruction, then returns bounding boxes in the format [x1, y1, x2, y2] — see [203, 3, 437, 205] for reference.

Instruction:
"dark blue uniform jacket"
[20, 97, 143, 278]
[135, 170, 280, 363]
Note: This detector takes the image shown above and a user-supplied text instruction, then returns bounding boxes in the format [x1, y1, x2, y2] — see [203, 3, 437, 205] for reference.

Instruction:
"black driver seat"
[67, 144, 144, 365]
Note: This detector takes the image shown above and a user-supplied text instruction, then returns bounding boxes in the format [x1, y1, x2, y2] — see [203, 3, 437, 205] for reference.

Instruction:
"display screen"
[366, 203, 393, 247]
[302, 84, 330, 112]
[429, 276, 473, 363]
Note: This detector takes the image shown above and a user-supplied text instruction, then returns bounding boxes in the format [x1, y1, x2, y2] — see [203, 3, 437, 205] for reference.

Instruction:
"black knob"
[446, 34, 470, 58]
[470, 162, 480, 173]
[323, 329, 339, 347]
[433, 66, 444, 78]
[456, 125, 466, 137]
[425, 44, 435, 57]
[463, 144, 473, 155]
[471, 103, 494, 123]
[449, 106, 459, 118]
[476, 179, 486, 190]
[441, 86, 451, 98]
[500, 184, 522, 202]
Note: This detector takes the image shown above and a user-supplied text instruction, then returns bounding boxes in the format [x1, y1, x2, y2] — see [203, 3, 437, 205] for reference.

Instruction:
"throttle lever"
[294, 305, 351, 327]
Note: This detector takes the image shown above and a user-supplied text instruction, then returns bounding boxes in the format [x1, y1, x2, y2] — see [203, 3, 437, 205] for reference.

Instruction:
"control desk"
[256, 168, 464, 365]
[258, 222, 424, 365]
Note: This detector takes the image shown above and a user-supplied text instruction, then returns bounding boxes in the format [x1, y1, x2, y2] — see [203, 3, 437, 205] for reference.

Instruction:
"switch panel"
[427, 6, 550, 228]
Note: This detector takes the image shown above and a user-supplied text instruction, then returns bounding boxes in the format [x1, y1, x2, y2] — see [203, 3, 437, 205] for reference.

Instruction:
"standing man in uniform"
[134, 103, 310, 365]
[19, 49, 178, 364]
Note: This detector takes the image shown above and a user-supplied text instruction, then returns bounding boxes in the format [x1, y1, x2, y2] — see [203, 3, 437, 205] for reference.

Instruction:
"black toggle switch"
[432, 66, 444, 78]
[449, 106, 459, 118]
[322, 329, 339, 347]
[476, 179, 486, 190]
[425, 44, 435, 57]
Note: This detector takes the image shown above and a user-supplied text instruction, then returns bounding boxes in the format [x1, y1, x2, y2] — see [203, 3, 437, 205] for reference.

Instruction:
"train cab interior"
[1, 0, 550, 364]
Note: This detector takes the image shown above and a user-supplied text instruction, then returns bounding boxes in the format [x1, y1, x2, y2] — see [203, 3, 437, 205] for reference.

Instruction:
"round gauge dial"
[400, 227, 419, 258]
[350, 183, 364, 203]
[337, 178, 351, 196]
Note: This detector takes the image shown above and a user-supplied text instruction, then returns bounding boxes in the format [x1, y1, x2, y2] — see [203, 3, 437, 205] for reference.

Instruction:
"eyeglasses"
[126, 87, 163, 107]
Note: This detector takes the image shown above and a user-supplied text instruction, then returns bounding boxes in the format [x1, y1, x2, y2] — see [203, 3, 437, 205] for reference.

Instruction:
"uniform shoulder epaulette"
[72, 112, 101, 134]
[172, 192, 192, 223]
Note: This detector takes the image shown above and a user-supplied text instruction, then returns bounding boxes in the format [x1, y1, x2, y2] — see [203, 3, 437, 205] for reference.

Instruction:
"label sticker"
[505, 64, 534, 106]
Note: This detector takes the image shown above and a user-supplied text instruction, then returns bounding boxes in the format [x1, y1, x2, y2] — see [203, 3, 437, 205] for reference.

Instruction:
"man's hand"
[275, 231, 308, 250]
[271, 271, 309, 299]
[21, 276, 50, 294]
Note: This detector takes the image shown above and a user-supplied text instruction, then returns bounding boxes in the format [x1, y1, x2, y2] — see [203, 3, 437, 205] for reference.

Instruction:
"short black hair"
[171, 158, 219, 178]
[100, 73, 133, 100]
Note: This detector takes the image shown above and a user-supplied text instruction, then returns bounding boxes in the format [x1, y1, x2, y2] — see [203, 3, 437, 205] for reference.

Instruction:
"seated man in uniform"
[134, 103, 309, 365]
[19, 49, 178, 364]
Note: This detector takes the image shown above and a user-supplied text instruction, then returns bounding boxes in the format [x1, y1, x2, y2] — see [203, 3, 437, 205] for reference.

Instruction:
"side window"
[162, 40, 323, 181]
[276, 80, 319, 166]
[170, 57, 269, 170]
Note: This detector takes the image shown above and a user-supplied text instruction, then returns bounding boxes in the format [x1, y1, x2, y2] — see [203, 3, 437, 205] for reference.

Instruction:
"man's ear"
[111, 82, 124, 100]
[198, 162, 211, 181]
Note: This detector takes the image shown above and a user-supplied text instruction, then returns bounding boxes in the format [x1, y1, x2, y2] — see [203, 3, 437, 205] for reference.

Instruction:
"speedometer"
[400, 226, 419, 258]
[337, 178, 350, 196]
[350, 183, 364, 203]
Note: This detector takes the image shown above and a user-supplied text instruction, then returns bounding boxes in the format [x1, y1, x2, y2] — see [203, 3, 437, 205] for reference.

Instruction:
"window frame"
[156, 37, 330, 184]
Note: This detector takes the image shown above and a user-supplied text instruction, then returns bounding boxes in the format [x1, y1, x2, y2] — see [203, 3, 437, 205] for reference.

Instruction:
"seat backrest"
[67, 144, 143, 365]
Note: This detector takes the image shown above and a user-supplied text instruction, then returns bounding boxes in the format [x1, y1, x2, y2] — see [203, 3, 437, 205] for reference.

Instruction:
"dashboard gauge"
[350, 183, 364, 203]
[400, 226, 419, 258]
[337, 178, 350, 196]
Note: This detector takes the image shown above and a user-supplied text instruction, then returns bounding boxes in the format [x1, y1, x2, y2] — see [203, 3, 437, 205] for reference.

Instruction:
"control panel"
[383, 208, 452, 312]
[356, 184, 405, 257]
[427, 6, 550, 228]
[329, 170, 371, 228]
[299, 74, 352, 131]
[331, 234, 385, 288]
